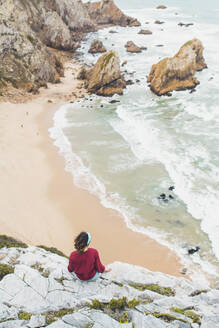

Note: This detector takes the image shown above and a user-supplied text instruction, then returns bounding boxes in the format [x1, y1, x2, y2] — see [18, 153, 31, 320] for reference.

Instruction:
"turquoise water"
[51, 1, 219, 285]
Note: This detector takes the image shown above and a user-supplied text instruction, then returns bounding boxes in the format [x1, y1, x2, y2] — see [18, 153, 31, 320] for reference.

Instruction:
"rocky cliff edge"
[0, 235, 218, 328]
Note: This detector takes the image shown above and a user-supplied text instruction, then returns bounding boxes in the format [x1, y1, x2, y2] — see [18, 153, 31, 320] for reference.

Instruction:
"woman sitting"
[68, 231, 111, 281]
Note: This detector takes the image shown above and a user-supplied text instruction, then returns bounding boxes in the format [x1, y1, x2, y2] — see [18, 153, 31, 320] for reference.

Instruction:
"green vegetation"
[119, 311, 129, 323]
[171, 307, 202, 325]
[0, 318, 15, 324]
[109, 297, 127, 310]
[152, 312, 188, 323]
[31, 263, 50, 278]
[37, 245, 67, 258]
[0, 264, 14, 280]
[127, 298, 140, 309]
[101, 51, 115, 70]
[18, 312, 31, 320]
[88, 299, 103, 310]
[0, 235, 27, 249]
[27, 34, 35, 43]
[129, 283, 175, 296]
[43, 308, 74, 325]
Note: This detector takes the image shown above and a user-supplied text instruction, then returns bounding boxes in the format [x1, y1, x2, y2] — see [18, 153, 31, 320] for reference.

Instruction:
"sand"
[0, 60, 185, 277]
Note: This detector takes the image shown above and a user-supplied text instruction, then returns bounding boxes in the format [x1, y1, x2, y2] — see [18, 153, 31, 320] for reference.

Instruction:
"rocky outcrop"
[80, 50, 126, 96]
[0, 238, 218, 328]
[147, 38, 207, 96]
[88, 40, 107, 54]
[157, 5, 167, 9]
[125, 41, 142, 53]
[86, 0, 141, 27]
[138, 29, 152, 35]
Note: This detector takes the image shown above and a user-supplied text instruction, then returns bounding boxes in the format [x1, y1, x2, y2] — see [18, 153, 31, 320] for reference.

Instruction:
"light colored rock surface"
[86, 0, 140, 27]
[83, 50, 126, 96]
[125, 41, 142, 53]
[0, 243, 217, 327]
[147, 38, 207, 96]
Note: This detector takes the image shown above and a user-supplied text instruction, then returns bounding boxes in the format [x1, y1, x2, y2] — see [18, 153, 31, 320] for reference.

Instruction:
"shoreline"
[0, 59, 185, 277]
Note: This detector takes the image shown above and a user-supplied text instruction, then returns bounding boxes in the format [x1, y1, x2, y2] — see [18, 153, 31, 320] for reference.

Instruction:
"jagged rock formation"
[80, 50, 126, 96]
[157, 5, 167, 9]
[147, 38, 207, 96]
[0, 0, 139, 93]
[88, 40, 107, 54]
[125, 41, 142, 53]
[85, 0, 141, 27]
[0, 237, 218, 328]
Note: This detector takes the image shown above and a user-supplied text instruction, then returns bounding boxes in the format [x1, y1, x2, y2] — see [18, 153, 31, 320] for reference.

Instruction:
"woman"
[68, 231, 111, 281]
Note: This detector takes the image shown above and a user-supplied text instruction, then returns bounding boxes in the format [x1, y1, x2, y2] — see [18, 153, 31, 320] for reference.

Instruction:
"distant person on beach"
[68, 231, 111, 281]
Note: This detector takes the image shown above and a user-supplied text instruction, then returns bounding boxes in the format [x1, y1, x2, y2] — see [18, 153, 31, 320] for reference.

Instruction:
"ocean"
[50, 0, 219, 286]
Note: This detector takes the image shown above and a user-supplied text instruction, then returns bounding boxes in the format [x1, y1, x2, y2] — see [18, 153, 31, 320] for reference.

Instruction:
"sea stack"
[147, 38, 207, 96]
[81, 50, 126, 96]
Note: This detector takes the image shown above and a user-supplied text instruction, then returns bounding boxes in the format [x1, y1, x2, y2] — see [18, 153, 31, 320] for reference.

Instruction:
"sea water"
[50, 0, 219, 286]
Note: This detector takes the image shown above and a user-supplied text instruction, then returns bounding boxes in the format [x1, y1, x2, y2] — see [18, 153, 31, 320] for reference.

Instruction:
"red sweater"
[68, 248, 105, 281]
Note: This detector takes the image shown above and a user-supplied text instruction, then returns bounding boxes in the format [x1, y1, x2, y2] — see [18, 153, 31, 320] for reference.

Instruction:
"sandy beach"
[0, 60, 185, 277]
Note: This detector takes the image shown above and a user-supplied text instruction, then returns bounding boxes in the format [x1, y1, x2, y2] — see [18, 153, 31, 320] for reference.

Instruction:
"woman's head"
[74, 232, 91, 254]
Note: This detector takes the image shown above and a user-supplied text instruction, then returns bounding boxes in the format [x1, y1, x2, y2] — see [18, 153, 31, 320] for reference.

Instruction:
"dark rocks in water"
[109, 99, 120, 104]
[188, 246, 200, 255]
[138, 29, 152, 35]
[189, 88, 196, 94]
[169, 186, 175, 191]
[140, 46, 147, 51]
[122, 60, 127, 67]
[100, 104, 104, 107]
[126, 79, 134, 85]
[159, 193, 166, 199]
[88, 40, 107, 54]
[136, 79, 140, 83]
[155, 44, 164, 47]
[154, 20, 164, 24]
[125, 41, 142, 53]
[178, 22, 194, 27]
[163, 199, 168, 203]
[209, 77, 214, 81]
[169, 195, 174, 199]
[109, 30, 118, 33]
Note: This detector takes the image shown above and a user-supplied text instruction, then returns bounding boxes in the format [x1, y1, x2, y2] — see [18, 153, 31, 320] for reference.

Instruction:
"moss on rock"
[0, 235, 27, 249]
[18, 311, 31, 320]
[0, 264, 14, 280]
[152, 312, 188, 323]
[43, 308, 74, 325]
[171, 307, 202, 325]
[37, 245, 67, 258]
[129, 283, 175, 296]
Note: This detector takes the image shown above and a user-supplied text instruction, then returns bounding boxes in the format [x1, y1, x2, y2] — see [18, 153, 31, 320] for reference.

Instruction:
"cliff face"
[0, 236, 218, 328]
[85, 0, 141, 27]
[147, 38, 207, 96]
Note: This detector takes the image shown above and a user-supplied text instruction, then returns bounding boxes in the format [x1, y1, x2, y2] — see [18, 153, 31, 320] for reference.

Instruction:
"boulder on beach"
[86, 0, 141, 27]
[88, 40, 107, 54]
[125, 41, 142, 53]
[81, 50, 126, 96]
[147, 38, 207, 96]
[154, 20, 164, 24]
[138, 29, 152, 35]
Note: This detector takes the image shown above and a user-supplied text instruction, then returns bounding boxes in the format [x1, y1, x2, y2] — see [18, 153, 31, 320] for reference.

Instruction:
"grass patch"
[152, 312, 188, 323]
[0, 264, 14, 280]
[0, 235, 27, 249]
[129, 283, 175, 296]
[18, 311, 31, 320]
[43, 308, 74, 325]
[171, 307, 202, 325]
[37, 245, 67, 258]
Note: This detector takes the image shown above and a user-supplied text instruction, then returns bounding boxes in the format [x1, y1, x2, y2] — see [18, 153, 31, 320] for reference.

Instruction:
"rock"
[158, 193, 166, 199]
[86, 0, 140, 27]
[181, 268, 187, 275]
[109, 30, 118, 33]
[27, 314, 46, 328]
[41, 12, 76, 51]
[155, 44, 164, 47]
[109, 100, 120, 103]
[125, 41, 142, 53]
[169, 195, 174, 199]
[154, 20, 164, 24]
[138, 29, 152, 35]
[147, 38, 207, 96]
[178, 22, 194, 27]
[169, 186, 175, 191]
[88, 40, 107, 54]
[122, 60, 127, 67]
[83, 50, 126, 96]
[156, 5, 167, 9]
[188, 246, 200, 255]
[62, 312, 93, 327]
